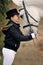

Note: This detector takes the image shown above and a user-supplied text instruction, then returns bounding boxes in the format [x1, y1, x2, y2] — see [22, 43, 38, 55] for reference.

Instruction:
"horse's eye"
[20, 15, 23, 19]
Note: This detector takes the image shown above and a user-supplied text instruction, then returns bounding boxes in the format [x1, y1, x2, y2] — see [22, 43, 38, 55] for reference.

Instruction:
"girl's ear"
[10, 17, 13, 20]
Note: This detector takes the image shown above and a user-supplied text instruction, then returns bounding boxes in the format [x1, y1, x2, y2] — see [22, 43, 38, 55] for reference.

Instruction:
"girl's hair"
[0, 23, 13, 32]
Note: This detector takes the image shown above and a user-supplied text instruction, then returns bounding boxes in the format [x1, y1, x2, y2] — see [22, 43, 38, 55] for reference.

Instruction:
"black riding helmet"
[6, 8, 19, 19]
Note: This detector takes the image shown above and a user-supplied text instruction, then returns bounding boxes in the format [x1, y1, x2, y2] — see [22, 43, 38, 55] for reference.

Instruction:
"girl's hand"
[31, 33, 36, 39]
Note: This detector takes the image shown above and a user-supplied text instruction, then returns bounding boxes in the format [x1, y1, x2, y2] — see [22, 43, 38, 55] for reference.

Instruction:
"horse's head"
[19, 6, 40, 36]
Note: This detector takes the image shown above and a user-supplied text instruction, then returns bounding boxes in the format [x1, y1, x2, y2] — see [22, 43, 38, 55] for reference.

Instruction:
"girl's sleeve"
[9, 26, 33, 41]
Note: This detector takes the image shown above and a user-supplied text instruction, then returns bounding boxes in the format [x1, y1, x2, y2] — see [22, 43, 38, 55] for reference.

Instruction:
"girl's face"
[11, 15, 20, 23]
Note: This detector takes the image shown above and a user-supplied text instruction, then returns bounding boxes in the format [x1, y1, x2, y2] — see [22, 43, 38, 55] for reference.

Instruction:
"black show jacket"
[2, 21, 32, 52]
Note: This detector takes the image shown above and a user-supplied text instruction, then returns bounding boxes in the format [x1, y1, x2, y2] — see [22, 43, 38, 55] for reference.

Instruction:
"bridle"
[19, 2, 38, 31]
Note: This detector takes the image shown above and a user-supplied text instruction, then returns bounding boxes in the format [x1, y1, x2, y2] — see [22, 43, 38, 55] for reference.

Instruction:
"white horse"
[12, 0, 40, 36]
[19, 6, 40, 36]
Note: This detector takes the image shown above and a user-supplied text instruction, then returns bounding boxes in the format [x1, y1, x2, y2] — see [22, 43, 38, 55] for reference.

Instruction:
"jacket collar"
[9, 20, 20, 28]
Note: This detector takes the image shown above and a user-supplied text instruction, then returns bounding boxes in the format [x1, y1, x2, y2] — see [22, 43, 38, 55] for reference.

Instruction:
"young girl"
[1, 8, 35, 65]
